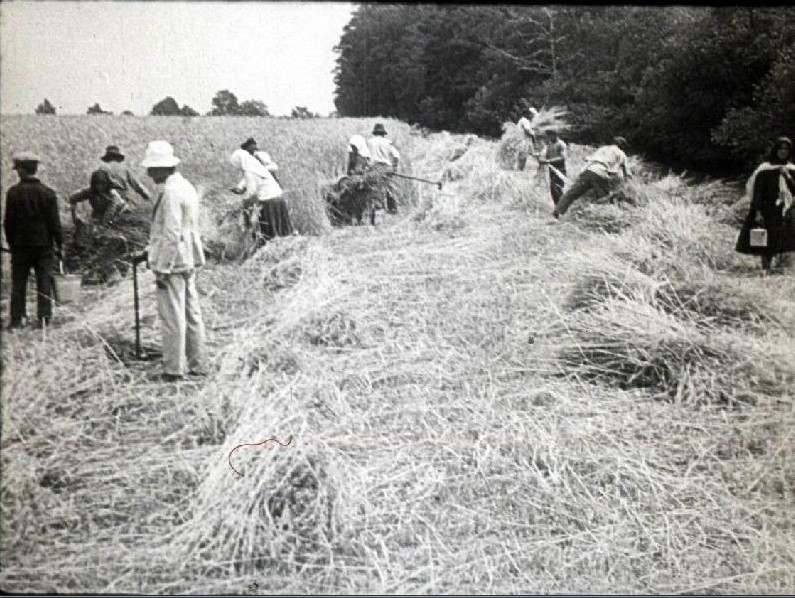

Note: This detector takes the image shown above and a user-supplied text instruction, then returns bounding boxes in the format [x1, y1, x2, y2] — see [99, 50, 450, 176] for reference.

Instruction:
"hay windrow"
[2, 119, 794, 594]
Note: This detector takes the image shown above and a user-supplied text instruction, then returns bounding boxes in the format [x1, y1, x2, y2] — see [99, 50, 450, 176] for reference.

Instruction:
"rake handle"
[388, 172, 443, 189]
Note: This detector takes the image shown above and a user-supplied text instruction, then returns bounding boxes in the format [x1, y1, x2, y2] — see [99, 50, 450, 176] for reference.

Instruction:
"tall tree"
[151, 97, 182, 116]
[209, 90, 241, 116]
[291, 106, 318, 119]
[238, 100, 269, 117]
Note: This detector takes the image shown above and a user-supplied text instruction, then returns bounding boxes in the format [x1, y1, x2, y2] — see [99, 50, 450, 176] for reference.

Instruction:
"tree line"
[333, 5, 794, 172]
[34, 90, 323, 119]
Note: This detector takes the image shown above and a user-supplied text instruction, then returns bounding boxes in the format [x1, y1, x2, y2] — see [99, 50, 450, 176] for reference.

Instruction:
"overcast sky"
[0, 0, 355, 116]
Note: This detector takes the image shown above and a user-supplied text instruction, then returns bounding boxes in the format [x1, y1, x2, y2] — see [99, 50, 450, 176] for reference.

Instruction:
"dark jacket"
[736, 166, 795, 256]
[3, 176, 63, 248]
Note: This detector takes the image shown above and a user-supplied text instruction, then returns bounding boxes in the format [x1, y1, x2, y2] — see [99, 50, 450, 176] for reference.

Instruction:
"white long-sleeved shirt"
[147, 172, 205, 274]
[231, 149, 283, 201]
[517, 116, 535, 138]
[367, 136, 400, 167]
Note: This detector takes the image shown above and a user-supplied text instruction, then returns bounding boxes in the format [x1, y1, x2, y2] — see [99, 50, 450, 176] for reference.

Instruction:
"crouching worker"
[552, 136, 631, 219]
[68, 169, 129, 226]
[141, 140, 207, 382]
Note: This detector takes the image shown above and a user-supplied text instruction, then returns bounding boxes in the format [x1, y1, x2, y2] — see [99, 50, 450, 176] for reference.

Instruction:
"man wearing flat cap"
[97, 144, 151, 207]
[367, 123, 401, 214]
[3, 152, 63, 329]
[553, 136, 632, 219]
[141, 140, 206, 381]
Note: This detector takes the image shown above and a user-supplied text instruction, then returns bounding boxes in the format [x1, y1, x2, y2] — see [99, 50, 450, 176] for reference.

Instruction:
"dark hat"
[613, 136, 628, 149]
[101, 145, 125, 161]
[241, 137, 258, 150]
[774, 136, 792, 148]
[372, 123, 387, 136]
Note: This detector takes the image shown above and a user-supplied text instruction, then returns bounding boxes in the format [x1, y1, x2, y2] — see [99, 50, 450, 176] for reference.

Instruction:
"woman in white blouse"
[230, 141, 293, 243]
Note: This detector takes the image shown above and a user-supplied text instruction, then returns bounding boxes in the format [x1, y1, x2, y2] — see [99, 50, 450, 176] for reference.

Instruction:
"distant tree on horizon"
[239, 100, 269, 117]
[291, 106, 319, 119]
[208, 90, 269, 116]
[121, 110, 135, 116]
[151, 96, 196, 116]
[87, 103, 112, 115]
[209, 90, 241, 116]
[35, 99, 56, 114]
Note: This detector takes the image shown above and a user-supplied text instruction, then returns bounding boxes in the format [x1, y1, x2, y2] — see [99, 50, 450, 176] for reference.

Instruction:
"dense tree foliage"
[208, 90, 269, 116]
[151, 96, 197, 116]
[334, 5, 794, 172]
[291, 106, 320, 119]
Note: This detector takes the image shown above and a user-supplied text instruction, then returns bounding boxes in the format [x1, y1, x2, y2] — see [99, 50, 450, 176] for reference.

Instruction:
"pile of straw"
[2, 128, 794, 595]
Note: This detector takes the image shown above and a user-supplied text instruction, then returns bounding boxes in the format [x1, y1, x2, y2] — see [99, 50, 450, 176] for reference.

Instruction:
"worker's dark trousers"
[9, 246, 54, 325]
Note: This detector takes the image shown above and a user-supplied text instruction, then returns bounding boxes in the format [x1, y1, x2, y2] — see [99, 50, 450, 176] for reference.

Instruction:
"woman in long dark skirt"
[736, 136, 795, 272]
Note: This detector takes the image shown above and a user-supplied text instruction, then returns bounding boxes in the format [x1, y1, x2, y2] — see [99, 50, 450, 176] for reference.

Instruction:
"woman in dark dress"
[736, 136, 795, 272]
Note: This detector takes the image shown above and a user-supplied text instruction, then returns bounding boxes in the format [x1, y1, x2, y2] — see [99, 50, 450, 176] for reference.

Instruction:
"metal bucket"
[53, 273, 82, 304]
[749, 228, 768, 248]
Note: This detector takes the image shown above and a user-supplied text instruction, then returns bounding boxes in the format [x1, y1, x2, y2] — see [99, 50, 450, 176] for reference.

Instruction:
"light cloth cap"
[141, 140, 180, 168]
[13, 151, 41, 163]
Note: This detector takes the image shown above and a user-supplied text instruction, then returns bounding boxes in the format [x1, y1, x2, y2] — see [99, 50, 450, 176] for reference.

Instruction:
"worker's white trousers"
[156, 269, 206, 376]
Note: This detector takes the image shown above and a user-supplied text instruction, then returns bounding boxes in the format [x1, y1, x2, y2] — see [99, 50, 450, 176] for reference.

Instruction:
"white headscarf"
[229, 148, 271, 179]
[744, 161, 795, 216]
[349, 134, 371, 159]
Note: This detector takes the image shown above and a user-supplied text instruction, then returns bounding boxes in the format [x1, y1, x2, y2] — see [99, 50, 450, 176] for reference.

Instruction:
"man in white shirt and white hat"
[367, 123, 401, 214]
[140, 140, 207, 381]
[516, 106, 539, 169]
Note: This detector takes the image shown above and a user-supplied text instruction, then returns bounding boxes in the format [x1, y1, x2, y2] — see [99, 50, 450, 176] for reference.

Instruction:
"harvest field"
[1, 116, 794, 594]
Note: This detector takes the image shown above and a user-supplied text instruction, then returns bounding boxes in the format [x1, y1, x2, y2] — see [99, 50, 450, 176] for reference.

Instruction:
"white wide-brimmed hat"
[141, 140, 180, 168]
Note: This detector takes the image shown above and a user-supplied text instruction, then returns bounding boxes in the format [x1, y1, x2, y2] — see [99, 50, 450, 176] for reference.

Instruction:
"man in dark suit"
[3, 152, 63, 329]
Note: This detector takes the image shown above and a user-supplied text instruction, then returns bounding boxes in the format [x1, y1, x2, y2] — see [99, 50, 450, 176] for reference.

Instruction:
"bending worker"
[96, 144, 151, 206]
[552, 136, 632, 219]
[367, 123, 401, 214]
[68, 170, 127, 226]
